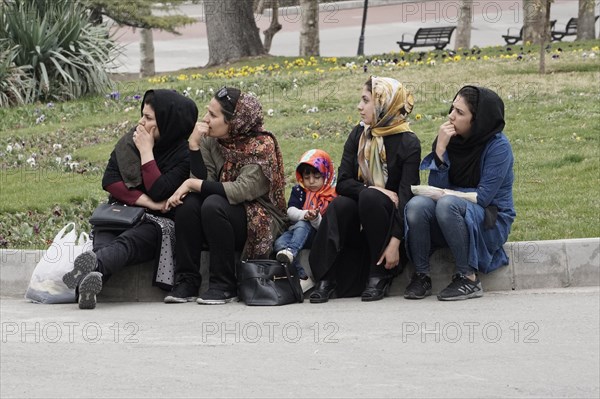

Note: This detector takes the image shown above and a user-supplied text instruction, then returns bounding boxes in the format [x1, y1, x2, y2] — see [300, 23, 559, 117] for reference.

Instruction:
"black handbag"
[237, 259, 304, 306]
[89, 203, 146, 231]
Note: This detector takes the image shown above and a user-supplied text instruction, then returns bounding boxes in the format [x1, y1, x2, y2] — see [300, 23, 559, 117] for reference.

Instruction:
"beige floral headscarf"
[358, 77, 414, 188]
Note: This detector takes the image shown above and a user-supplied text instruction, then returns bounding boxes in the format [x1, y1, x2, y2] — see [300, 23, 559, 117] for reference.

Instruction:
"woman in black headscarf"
[404, 85, 515, 301]
[63, 89, 198, 309]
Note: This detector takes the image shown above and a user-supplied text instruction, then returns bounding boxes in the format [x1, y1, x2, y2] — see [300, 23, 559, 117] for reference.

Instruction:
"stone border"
[1, 238, 598, 301]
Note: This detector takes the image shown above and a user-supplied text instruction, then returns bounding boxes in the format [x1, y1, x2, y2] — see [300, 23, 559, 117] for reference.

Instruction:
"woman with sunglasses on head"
[403, 86, 515, 301]
[308, 77, 421, 303]
[163, 87, 287, 305]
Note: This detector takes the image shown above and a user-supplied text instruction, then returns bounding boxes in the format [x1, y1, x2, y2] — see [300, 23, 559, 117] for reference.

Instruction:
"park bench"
[502, 20, 556, 45]
[551, 17, 578, 41]
[396, 26, 456, 52]
[551, 16, 599, 41]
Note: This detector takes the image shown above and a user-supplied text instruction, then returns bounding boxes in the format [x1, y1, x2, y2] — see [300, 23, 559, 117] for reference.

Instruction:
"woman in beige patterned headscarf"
[308, 76, 421, 303]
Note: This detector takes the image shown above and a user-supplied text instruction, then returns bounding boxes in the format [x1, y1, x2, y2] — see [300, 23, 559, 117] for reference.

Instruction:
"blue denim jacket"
[421, 133, 516, 273]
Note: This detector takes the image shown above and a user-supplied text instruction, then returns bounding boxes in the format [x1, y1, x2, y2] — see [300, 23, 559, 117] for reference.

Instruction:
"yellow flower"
[415, 114, 422, 120]
[311, 132, 320, 140]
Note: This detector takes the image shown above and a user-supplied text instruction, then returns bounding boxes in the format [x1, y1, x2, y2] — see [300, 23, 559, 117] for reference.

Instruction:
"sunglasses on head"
[217, 87, 233, 105]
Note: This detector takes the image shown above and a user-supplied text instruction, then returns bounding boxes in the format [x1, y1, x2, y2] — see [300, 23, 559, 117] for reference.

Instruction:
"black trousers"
[174, 193, 247, 292]
[308, 189, 396, 297]
[93, 220, 160, 281]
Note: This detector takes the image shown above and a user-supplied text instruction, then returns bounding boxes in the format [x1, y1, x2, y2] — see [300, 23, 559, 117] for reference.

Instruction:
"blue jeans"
[274, 220, 315, 277]
[405, 195, 475, 276]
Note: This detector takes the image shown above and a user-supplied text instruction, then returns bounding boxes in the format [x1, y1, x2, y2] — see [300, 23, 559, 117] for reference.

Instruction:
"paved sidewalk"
[1, 287, 599, 398]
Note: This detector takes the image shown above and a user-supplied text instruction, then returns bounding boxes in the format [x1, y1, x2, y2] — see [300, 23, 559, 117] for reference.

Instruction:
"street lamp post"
[357, 0, 369, 56]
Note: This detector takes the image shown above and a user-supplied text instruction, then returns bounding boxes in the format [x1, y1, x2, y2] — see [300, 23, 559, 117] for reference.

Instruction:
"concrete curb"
[2, 238, 598, 302]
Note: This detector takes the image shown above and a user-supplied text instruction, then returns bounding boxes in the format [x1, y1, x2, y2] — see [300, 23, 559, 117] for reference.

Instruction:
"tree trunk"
[523, 0, 550, 45]
[299, 0, 319, 56]
[538, 0, 551, 74]
[577, 0, 596, 40]
[140, 28, 155, 78]
[455, 0, 473, 50]
[254, 0, 266, 14]
[263, 0, 282, 53]
[204, 0, 265, 66]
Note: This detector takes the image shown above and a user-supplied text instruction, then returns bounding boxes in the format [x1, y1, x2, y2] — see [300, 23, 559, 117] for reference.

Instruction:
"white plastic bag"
[25, 222, 93, 304]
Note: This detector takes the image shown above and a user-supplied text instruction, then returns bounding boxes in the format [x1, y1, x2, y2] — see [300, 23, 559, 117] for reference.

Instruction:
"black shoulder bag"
[237, 259, 304, 306]
[89, 203, 146, 232]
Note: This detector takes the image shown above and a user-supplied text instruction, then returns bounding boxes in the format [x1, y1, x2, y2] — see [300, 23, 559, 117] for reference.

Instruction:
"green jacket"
[200, 136, 288, 253]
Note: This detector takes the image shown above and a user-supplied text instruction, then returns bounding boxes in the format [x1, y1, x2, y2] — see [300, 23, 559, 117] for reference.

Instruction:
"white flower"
[186, 86, 192, 91]
[26, 157, 36, 167]
[53, 144, 62, 151]
[589, 53, 596, 58]
[124, 106, 134, 113]
[55, 157, 62, 164]
[209, 88, 214, 93]
[14, 143, 22, 151]
[267, 109, 274, 117]
[6, 145, 12, 153]
[183, 90, 190, 97]
[35, 114, 46, 124]
[63, 154, 72, 162]
[67, 162, 79, 170]
[239, 81, 244, 86]
[302, 104, 307, 109]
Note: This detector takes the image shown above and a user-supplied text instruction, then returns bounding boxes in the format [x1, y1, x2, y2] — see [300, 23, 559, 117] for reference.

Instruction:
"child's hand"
[304, 210, 318, 221]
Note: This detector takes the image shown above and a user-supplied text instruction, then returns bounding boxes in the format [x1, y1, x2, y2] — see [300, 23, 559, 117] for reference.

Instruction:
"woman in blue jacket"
[404, 85, 515, 301]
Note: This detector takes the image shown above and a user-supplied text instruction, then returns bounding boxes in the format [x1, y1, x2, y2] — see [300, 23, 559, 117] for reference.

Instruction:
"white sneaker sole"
[437, 290, 483, 301]
[164, 295, 197, 304]
[196, 296, 238, 305]
[276, 250, 294, 264]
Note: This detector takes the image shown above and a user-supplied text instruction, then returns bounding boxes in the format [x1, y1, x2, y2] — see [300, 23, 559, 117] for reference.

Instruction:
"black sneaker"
[164, 281, 199, 303]
[437, 273, 483, 301]
[404, 273, 432, 299]
[196, 288, 238, 305]
[63, 251, 97, 289]
[78, 272, 103, 310]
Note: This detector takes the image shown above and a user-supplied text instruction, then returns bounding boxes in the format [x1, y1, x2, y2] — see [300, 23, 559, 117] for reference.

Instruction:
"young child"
[275, 149, 337, 287]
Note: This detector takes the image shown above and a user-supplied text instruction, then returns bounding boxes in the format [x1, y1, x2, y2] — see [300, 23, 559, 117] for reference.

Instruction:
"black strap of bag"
[281, 261, 303, 303]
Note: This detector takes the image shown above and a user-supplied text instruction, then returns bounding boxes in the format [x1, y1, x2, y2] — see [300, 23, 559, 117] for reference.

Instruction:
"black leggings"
[174, 193, 247, 291]
[308, 189, 396, 297]
[93, 220, 160, 281]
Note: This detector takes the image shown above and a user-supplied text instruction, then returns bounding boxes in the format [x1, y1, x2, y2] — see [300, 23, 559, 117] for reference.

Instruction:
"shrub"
[0, 40, 34, 107]
[0, 0, 116, 102]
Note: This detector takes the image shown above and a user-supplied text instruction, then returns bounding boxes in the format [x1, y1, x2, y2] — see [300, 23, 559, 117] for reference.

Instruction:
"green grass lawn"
[1, 41, 599, 248]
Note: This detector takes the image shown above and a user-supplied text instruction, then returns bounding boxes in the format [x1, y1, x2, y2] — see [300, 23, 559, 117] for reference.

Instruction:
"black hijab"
[433, 86, 505, 188]
[108, 89, 198, 188]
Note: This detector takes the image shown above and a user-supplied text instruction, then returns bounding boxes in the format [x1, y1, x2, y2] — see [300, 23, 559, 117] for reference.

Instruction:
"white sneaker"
[276, 248, 294, 264]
